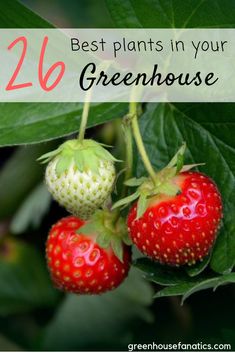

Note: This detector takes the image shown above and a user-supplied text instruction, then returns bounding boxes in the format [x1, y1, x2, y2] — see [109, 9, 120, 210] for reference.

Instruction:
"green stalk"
[124, 124, 133, 182]
[78, 89, 92, 142]
[130, 102, 156, 183]
[112, 119, 133, 222]
[120, 123, 133, 198]
[78, 61, 112, 142]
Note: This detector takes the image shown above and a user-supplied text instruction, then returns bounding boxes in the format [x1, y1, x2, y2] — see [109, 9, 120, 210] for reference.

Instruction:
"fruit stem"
[120, 121, 133, 198]
[125, 124, 133, 181]
[130, 102, 156, 183]
[78, 61, 112, 142]
[78, 90, 92, 142]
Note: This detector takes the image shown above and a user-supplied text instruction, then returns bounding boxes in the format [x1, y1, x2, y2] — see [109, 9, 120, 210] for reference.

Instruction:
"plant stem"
[130, 102, 156, 183]
[78, 89, 92, 142]
[120, 123, 133, 198]
[78, 61, 112, 142]
[124, 124, 133, 182]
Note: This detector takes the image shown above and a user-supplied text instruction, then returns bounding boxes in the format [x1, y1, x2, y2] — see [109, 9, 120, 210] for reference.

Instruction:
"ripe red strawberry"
[46, 216, 131, 294]
[127, 172, 222, 266]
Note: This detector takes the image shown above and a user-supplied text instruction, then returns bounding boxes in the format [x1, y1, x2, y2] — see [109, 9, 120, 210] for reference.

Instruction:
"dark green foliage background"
[0, 0, 234, 350]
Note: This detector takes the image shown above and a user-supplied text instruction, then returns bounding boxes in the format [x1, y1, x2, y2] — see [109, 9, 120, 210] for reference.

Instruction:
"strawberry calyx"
[112, 143, 204, 219]
[38, 139, 120, 177]
[77, 209, 132, 262]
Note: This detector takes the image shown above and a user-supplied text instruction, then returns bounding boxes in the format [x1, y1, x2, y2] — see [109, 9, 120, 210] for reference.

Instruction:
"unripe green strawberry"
[39, 139, 117, 219]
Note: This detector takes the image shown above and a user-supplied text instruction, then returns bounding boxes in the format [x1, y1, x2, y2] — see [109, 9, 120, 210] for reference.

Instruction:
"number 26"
[6, 36, 65, 92]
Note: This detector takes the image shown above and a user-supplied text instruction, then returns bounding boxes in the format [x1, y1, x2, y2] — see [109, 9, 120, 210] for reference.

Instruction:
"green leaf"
[210, 222, 234, 274]
[122, 232, 132, 246]
[154, 275, 235, 303]
[106, 0, 235, 28]
[0, 238, 58, 315]
[78, 210, 106, 236]
[111, 237, 123, 262]
[10, 183, 51, 234]
[176, 153, 184, 173]
[136, 192, 148, 219]
[135, 258, 191, 286]
[0, 103, 127, 146]
[181, 163, 205, 172]
[156, 181, 180, 196]
[166, 143, 186, 169]
[177, 103, 235, 149]
[0, 143, 55, 219]
[136, 259, 235, 303]
[207, 272, 235, 291]
[55, 155, 72, 176]
[186, 254, 211, 277]
[74, 150, 84, 171]
[112, 190, 140, 210]
[41, 269, 154, 351]
[83, 149, 101, 175]
[37, 148, 61, 163]
[95, 145, 121, 163]
[154, 283, 196, 299]
[96, 232, 111, 248]
[78, 211, 129, 259]
[136, 103, 235, 274]
[124, 177, 147, 186]
[181, 273, 235, 303]
[78, 223, 98, 236]
[0, 0, 53, 28]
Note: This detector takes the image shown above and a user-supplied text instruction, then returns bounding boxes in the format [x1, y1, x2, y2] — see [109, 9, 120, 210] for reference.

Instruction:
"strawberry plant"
[0, 0, 235, 351]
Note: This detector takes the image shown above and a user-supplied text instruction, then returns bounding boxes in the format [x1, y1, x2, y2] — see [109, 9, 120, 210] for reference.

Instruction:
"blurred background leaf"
[23, 0, 113, 28]
[10, 183, 51, 235]
[41, 269, 154, 350]
[0, 333, 22, 350]
[0, 237, 58, 315]
[0, 0, 52, 28]
[106, 0, 235, 28]
[0, 144, 54, 219]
